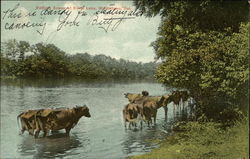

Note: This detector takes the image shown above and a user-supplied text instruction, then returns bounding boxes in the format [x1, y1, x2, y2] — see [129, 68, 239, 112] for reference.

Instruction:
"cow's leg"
[173, 104, 176, 117]
[43, 129, 49, 137]
[124, 121, 127, 129]
[150, 117, 153, 126]
[182, 99, 185, 110]
[163, 106, 168, 117]
[137, 114, 142, 129]
[34, 129, 40, 138]
[65, 128, 71, 135]
[153, 116, 156, 125]
[39, 118, 47, 137]
[28, 129, 34, 136]
[154, 110, 157, 125]
[27, 120, 35, 136]
[140, 119, 143, 129]
[34, 117, 44, 138]
[147, 119, 150, 127]
[51, 130, 59, 134]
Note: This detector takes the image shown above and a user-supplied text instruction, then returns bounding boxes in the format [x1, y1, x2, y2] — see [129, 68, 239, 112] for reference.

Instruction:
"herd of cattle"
[17, 90, 189, 138]
[122, 90, 189, 129]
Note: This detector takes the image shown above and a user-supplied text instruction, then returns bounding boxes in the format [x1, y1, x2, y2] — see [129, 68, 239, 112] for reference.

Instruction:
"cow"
[132, 94, 171, 117]
[141, 95, 171, 126]
[122, 103, 140, 129]
[169, 90, 190, 112]
[124, 91, 149, 103]
[17, 109, 42, 135]
[34, 105, 91, 138]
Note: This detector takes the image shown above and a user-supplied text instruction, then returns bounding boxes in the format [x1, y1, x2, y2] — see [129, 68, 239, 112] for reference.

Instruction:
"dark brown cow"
[122, 103, 140, 129]
[34, 105, 91, 138]
[169, 90, 190, 111]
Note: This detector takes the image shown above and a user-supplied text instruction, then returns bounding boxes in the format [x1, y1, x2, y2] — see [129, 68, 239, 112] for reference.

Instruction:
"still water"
[0, 79, 185, 159]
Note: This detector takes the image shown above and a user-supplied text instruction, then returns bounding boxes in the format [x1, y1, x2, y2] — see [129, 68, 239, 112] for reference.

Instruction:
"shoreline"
[127, 119, 248, 159]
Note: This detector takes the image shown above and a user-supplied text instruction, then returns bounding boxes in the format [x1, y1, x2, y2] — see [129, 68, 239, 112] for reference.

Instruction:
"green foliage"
[128, 119, 248, 159]
[1, 40, 156, 79]
[135, 0, 249, 119]
[156, 24, 249, 118]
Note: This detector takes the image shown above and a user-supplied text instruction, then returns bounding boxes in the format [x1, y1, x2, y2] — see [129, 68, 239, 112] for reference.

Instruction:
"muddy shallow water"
[0, 79, 186, 159]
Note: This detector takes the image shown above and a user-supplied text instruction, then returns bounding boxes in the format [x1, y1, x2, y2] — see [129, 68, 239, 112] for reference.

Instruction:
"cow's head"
[126, 104, 139, 119]
[141, 91, 149, 96]
[156, 94, 172, 108]
[74, 105, 91, 118]
[124, 93, 129, 98]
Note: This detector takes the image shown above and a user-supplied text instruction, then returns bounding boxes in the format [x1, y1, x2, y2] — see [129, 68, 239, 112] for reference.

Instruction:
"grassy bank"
[128, 119, 248, 159]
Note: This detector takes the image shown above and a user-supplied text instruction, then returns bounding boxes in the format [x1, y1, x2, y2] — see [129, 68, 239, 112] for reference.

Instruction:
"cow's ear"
[84, 106, 89, 111]
[74, 107, 81, 112]
[142, 91, 149, 96]
[124, 93, 128, 98]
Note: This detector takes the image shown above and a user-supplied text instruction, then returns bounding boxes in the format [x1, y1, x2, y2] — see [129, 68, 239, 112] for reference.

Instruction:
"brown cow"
[133, 94, 171, 117]
[141, 95, 171, 126]
[122, 103, 140, 129]
[124, 91, 149, 103]
[17, 109, 42, 135]
[34, 105, 91, 138]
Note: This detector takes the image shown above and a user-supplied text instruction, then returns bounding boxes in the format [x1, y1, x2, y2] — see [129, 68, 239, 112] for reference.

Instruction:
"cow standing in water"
[124, 91, 171, 127]
[124, 91, 149, 103]
[17, 105, 91, 138]
[124, 91, 170, 117]
[123, 103, 140, 129]
[34, 105, 91, 138]
[169, 90, 190, 116]
[17, 109, 43, 135]
[140, 95, 171, 126]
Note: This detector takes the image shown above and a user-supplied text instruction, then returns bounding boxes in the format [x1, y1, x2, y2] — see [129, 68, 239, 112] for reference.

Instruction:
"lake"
[0, 79, 187, 159]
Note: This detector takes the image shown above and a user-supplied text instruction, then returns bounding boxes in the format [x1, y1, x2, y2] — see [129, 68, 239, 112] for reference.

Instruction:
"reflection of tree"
[18, 134, 89, 158]
[36, 90, 59, 108]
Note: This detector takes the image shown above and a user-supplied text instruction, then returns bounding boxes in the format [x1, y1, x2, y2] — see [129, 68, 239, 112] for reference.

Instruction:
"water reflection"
[121, 127, 159, 155]
[18, 133, 88, 158]
[1, 78, 157, 88]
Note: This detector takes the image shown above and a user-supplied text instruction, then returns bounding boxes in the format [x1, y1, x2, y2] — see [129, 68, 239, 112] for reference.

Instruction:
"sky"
[1, 1, 161, 63]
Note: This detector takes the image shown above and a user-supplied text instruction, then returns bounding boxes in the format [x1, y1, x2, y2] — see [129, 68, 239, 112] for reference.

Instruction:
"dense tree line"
[1, 40, 156, 79]
[134, 0, 249, 120]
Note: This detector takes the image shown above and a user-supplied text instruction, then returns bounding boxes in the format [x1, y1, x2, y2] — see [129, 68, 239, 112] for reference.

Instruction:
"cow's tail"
[17, 113, 22, 131]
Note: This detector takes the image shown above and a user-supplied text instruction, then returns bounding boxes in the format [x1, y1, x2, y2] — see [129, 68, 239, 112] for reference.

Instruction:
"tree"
[134, 0, 249, 119]
[1, 41, 156, 79]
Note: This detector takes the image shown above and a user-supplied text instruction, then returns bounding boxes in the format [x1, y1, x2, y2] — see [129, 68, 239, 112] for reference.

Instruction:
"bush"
[128, 118, 248, 159]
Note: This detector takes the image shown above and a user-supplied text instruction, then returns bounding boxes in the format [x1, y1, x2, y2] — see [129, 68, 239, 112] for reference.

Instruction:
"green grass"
[128, 119, 248, 159]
